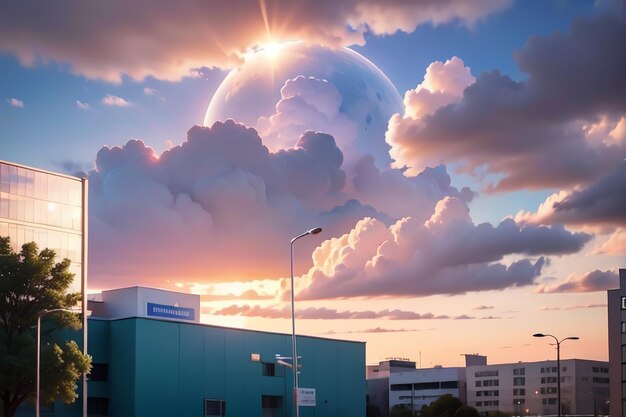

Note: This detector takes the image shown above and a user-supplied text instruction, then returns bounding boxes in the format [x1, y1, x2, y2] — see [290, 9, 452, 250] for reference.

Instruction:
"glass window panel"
[9, 165, 18, 195]
[0, 164, 8, 193]
[26, 170, 35, 197]
[0, 192, 8, 217]
[17, 168, 26, 196]
[8, 194, 17, 219]
[0, 221, 8, 238]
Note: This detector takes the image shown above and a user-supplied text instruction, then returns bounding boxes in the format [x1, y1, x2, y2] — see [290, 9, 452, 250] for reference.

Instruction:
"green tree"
[420, 394, 463, 417]
[454, 406, 480, 417]
[0, 237, 91, 417]
[390, 404, 414, 417]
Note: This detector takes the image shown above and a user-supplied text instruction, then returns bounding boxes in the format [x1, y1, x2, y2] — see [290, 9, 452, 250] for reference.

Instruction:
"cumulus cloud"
[7, 98, 24, 108]
[87, 119, 484, 288]
[213, 305, 452, 320]
[474, 305, 494, 310]
[0, 0, 510, 82]
[257, 76, 359, 159]
[292, 197, 590, 299]
[515, 162, 626, 228]
[537, 269, 618, 293]
[143, 87, 157, 96]
[387, 15, 626, 191]
[403, 56, 475, 120]
[102, 94, 132, 107]
[595, 228, 626, 255]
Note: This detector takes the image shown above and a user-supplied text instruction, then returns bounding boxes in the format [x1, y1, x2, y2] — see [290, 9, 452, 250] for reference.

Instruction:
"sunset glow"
[1, 0, 623, 368]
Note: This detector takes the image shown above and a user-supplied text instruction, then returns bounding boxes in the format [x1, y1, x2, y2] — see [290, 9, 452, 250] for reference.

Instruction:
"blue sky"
[0, 0, 623, 365]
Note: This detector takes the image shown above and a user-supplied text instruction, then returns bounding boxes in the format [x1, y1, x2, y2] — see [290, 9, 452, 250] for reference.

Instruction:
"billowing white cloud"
[386, 15, 626, 190]
[87, 118, 487, 288]
[403, 56, 475, 120]
[292, 197, 590, 299]
[0, 0, 511, 82]
[257, 76, 359, 158]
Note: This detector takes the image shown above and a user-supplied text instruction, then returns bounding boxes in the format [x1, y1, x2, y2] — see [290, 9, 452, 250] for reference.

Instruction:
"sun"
[261, 42, 283, 60]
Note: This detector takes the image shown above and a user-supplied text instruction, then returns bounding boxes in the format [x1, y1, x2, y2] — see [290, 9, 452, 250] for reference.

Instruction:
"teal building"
[50, 287, 366, 417]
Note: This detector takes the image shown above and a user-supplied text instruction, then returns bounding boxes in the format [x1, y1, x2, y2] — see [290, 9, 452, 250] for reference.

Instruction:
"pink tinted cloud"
[293, 197, 589, 300]
[87, 118, 485, 289]
[537, 269, 618, 293]
[387, 15, 626, 191]
[0, 0, 510, 82]
[595, 229, 626, 255]
[515, 161, 626, 228]
[213, 305, 450, 320]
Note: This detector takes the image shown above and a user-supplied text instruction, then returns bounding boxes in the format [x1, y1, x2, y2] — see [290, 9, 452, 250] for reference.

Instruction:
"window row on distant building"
[390, 381, 459, 391]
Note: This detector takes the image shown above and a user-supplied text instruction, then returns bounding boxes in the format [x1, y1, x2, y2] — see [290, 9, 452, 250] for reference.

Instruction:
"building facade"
[367, 359, 465, 417]
[466, 359, 609, 415]
[608, 269, 626, 417]
[31, 287, 366, 417]
[0, 160, 85, 292]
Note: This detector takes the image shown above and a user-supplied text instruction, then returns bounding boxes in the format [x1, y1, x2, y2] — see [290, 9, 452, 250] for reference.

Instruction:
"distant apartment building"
[367, 359, 465, 416]
[466, 358, 609, 415]
[0, 160, 85, 292]
[367, 355, 609, 416]
[608, 268, 626, 417]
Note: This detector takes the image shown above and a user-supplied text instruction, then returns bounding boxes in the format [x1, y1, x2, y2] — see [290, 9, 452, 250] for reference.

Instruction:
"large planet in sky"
[204, 41, 403, 168]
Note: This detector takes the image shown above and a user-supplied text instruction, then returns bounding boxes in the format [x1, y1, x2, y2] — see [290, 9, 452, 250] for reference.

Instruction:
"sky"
[0, 0, 624, 367]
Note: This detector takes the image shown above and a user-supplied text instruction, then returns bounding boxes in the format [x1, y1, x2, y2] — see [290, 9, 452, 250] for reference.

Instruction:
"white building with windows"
[366, 359, 465, 417]
[466, 358, 609, 415]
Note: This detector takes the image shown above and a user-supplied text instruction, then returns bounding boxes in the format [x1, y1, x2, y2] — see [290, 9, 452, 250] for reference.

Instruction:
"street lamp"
[290, 227, 322, 417]
[533, 333, 579, 417]
[36, 308, 81, 417]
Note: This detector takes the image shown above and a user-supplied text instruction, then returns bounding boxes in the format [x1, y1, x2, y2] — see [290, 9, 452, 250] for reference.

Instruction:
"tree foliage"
[420, 395, 463, 417]
[454, 405, 480, 417]
[0, 237, 91, 417]
[390, 404, 414, 417]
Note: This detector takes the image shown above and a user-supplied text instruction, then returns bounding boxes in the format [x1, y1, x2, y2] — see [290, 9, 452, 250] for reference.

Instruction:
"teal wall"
[41, 317, 365, 417]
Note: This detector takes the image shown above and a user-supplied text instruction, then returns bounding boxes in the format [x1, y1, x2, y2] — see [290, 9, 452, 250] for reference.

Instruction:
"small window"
[262, 362, 276, 377]
[513, 377, 525, 386]
[87, 397, 109, 416]
[262, 396, 282, 409]
[621, 296, 626, 309]
[205, 399, 226, 417]
[441, 381, 458, 389]
[90, 363, 109, 382]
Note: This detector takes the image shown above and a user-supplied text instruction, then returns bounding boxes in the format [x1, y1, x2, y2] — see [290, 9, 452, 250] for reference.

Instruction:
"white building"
[367, 355, 609, 416]
[466, 358, 609, 415]
[367, 359, 465, 416]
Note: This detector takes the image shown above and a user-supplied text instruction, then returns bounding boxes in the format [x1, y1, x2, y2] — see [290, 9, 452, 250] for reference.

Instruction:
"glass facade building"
[0, 160, 84, 291]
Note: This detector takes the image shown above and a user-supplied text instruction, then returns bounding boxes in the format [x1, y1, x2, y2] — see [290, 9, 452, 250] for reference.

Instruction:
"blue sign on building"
[147, 302, 195, 320]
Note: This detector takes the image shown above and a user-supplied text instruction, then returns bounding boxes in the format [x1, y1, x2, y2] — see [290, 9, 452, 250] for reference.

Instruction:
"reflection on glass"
[0, 161, 84, 290]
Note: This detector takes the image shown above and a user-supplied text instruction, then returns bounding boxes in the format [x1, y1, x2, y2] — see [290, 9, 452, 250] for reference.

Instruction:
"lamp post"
[36, 308, 80, 417]
[290, 227, 322, 417]
[533, 333, 579, 417]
